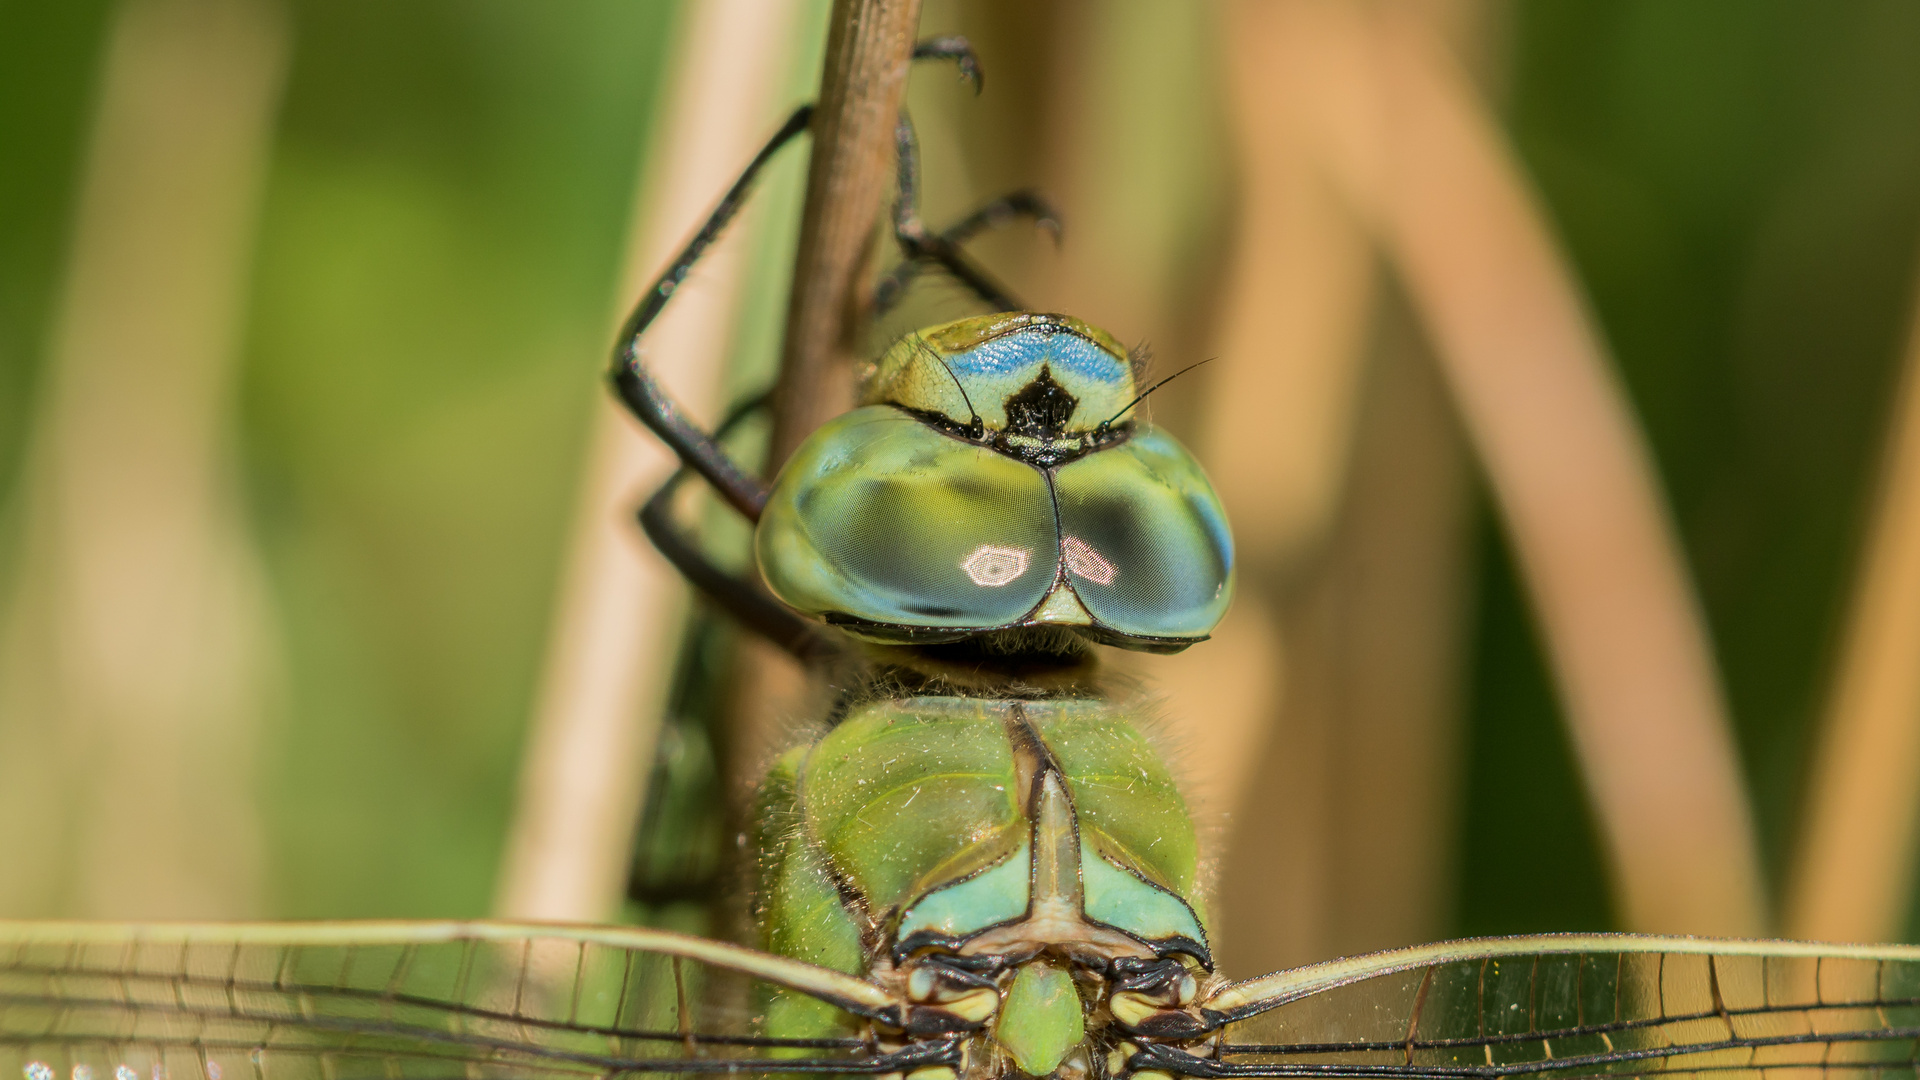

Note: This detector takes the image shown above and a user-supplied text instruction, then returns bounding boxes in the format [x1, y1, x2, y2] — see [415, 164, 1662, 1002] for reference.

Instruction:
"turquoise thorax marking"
[894, 827, 1210, 960]
[757, 696, 1211, 969]
[1080, 842, 1208, 946]
[896, 841, 1031, 942]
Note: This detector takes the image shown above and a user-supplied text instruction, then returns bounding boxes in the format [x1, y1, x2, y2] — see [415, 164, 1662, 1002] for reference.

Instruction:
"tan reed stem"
[1787, 257, 1920, 943]
[495, 0, 803, 922]
[0, 0, 288, 918]
[767, 0, 925, 469]
[1357, 7, 1765, 934]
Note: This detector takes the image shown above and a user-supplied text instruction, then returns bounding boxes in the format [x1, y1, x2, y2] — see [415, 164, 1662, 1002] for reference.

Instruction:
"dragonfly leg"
[639, 466, 840, 666]
[936, 189, 1062, 249]
[633, 390, 839, 663]
[615, 46, 1035, 510]
[609, 105, 814, 523]
[912, 35, 983, 93]
[875, 113, 1061, 316]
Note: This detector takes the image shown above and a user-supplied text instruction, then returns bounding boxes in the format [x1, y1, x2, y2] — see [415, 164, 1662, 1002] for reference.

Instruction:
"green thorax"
[755, 695, 1211, 969]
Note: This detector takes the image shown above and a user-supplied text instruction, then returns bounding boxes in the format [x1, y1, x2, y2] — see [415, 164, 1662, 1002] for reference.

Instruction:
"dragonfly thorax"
[752, 695, 1221, 1080]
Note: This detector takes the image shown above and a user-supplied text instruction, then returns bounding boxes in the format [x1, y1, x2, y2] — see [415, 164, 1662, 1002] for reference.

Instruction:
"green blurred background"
[1463, 0, 1920, 936]
[4, 0, 1920, 955]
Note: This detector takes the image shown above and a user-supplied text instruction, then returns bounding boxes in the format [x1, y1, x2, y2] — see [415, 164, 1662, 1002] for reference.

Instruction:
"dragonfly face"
[755, 312, 1235, 653]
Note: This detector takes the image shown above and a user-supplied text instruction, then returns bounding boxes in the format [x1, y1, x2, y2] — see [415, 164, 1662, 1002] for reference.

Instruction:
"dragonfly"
[8, 36, 1920, 1080]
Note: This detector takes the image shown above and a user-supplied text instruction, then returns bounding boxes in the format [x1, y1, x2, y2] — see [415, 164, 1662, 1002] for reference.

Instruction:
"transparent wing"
[0, 920, 908, 1080]
[1193, 934, 1920, 1080]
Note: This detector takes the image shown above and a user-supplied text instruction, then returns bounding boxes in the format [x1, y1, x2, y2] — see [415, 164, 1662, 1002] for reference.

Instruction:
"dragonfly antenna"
[922, 339, 984, 436]
[1097, 357, 1215, 434]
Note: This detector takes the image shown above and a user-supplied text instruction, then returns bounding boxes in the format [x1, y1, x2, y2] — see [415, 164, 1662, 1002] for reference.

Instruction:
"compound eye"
[757, 407, 1057, 633]
[1051, 427, 1232, 645]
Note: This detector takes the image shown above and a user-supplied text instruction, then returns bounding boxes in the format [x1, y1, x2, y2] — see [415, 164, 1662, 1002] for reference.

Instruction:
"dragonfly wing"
[0, 920, 898, 1080]
[1199, 933, 1920, 1079]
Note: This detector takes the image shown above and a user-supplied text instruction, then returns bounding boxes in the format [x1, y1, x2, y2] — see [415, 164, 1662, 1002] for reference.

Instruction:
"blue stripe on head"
[945, 328, 1130, 385]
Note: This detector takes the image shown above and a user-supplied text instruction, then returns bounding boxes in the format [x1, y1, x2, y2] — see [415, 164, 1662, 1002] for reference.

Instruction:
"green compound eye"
[757, 408, 1235, 645]
[1052, 428, 1234, 641]
[756, 406, 1057, 634]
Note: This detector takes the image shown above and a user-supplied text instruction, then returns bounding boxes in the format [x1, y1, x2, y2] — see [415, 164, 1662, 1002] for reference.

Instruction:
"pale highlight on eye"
[114, 1067, 135, 1080]
[962, 544, 1030, 587]
[25, 1064, 52, 1080]
[1062, 535, 1117, 585]
[72, 1067, 92, 1080]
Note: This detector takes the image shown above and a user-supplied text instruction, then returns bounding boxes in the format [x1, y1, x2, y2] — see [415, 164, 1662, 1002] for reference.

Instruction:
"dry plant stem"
[1219, 318, 1472, 973]
[1787, 269, 1920, 943]
[1188, 0, 1467, 972]
[0, 0, 287, 918]
[1349, 8, 1764, 935]
[494, 0, 800, 922]
[1162, 0, 1372, 965]
[727, 0, 921, 790]
[1173, 0, 1379, 805]
[768, 0, 925, 468]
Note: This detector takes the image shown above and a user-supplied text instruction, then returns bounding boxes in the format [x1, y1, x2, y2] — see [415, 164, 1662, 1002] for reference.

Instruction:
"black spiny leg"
[637, 391, 840, 664]
[611, 38, 1009, 510]
[639, 469, 838, 664]
[912, 35, 983, 92]
[610, 41, 1022, 654]
[874, 113, 1062, 316]
[606, 106, 837, 659]
[609, 104, 812, 522]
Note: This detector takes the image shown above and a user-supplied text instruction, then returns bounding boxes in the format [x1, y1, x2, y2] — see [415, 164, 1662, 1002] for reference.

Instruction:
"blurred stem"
[1171, 0, 1383, 971]
[1212, 0, 1765, 936]
[0, 0, 287, 918]
[494, 0, 803, 922]
[1351, 5, 1765, 935]
[1787, 262, 1920, 943]
[767, 0, 923, 469]
[1219, 292, 1473, 971]
[1199, 1, 1480, 965]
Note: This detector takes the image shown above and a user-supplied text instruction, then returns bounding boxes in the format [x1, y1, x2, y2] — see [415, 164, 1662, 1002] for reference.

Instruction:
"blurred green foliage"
[243, 1, 679, 917]
[2, 0, 679, 918]
[1460, 0, 1920, 935]
[0, 0, 115, 517]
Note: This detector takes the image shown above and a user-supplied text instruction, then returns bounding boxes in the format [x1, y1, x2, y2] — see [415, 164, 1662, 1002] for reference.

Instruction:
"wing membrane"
[1202, 935, 1920, 1079]
[0, 921, 900, 1080]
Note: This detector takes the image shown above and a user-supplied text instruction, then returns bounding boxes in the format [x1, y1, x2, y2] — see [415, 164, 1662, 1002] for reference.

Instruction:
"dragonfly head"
[862, 312, 1138, 444]
[756, 312, 1235, 662]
